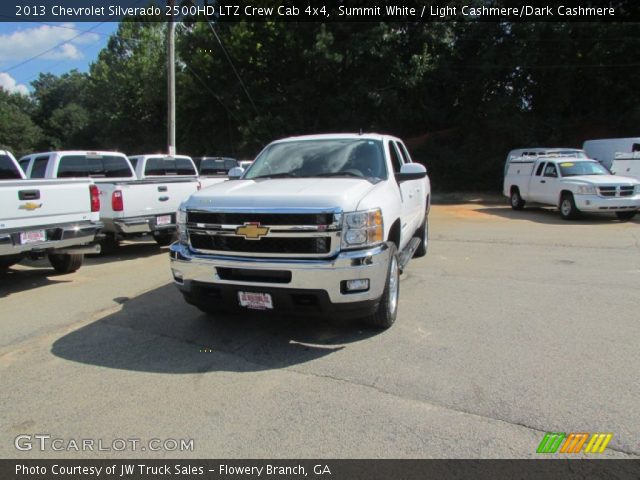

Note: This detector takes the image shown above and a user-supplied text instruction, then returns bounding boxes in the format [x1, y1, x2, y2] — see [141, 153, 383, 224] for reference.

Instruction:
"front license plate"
[20, 230, 46, 244]
[157, 215, 172, 226]
[238, 291, 273, 310]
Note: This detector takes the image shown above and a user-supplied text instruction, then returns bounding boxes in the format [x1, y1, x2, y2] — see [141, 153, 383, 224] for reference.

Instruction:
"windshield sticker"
[560, 162, 575, 167]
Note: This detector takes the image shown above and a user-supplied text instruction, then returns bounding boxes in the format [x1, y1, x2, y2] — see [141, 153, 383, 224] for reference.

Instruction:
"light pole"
[167, 0, 176, 155]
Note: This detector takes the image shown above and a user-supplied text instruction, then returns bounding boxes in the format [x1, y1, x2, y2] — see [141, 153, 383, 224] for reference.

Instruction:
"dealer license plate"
[20, 230, 46, 244]
[238, 291, 273, 310]
[157, 215, 172, 226]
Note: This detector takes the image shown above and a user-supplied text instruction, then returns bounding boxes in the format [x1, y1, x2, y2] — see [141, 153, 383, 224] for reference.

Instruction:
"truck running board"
[398, 237, 421, 273]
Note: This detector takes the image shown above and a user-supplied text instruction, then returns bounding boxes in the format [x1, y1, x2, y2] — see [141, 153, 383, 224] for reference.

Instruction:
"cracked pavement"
[1, 203, 638, 458]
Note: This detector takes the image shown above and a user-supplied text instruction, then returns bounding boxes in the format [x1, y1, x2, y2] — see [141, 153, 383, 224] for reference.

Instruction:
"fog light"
[345, 279, 369, 292]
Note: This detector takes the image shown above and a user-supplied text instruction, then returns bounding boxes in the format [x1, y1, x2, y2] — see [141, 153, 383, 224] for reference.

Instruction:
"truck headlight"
[177, 208, 187, 243]
[341, 208, 383, 250]
[635, 184, 640, 195]
[575, 185, 597, 195]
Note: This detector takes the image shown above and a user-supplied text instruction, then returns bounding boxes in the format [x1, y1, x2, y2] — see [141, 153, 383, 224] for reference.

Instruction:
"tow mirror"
[228, 167, 244, 179]
[395, 163, 427, 182]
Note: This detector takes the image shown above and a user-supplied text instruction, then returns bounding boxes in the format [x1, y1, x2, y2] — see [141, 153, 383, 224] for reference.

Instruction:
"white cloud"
[0, 23, 100, 63]
[0, 72, 29, 95]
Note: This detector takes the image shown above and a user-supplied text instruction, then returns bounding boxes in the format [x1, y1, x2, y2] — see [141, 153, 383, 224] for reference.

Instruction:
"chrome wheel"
[511, 192, 519, 207]
[388, 255, 399, 316]
[561, 199, 572, 217]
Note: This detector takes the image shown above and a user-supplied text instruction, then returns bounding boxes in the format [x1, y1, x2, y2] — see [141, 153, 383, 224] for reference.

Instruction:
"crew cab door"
[529, 161, 560, 204]
[388, 140, 418, 246]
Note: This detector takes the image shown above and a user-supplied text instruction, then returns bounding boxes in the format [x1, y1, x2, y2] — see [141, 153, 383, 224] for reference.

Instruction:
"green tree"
[0, 89, 42, 157]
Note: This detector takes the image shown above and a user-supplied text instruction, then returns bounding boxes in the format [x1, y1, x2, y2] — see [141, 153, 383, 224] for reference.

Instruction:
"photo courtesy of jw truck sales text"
[1, 1, 639, 479]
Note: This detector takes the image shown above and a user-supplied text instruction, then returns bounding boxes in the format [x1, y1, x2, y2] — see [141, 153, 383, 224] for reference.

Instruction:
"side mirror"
[228, 167, 244, 179]
[395, 163, 427, 182]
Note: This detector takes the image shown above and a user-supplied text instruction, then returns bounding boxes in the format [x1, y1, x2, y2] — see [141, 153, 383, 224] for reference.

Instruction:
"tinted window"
[535, 162, 545, 176]
[200, 158, 238, 175]
[388, 142, 403, 173]
[144, 157, 196, 176]
[543, 163, 558, 177]
[58, 155, 132, 178]
[0, 155, 23, 180]
[128, 157, 139, 170]
[31, 156, 49, 178]
[19, 158, 30, 173]
[398, 142, 413, 163]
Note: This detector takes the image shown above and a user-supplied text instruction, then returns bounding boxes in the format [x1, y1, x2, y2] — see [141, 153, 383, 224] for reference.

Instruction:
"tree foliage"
[1, 17, 639, 190]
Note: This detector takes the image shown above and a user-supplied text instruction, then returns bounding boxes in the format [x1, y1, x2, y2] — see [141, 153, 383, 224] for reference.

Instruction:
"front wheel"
[365, 244, 399, 329]
[559, 192, 580, 220]
[616, 211, 637, 221]
[48, 253, 84, 274]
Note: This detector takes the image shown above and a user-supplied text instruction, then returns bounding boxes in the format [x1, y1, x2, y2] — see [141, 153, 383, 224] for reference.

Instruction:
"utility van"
[583, 138, 640, 169]
[611, 152, 640, 181]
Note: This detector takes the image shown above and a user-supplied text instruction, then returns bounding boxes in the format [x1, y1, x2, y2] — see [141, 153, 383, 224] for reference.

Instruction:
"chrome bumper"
[0, 221, 102, 256]
[104, 215, 176, 234]
[169, 242, 390, 304]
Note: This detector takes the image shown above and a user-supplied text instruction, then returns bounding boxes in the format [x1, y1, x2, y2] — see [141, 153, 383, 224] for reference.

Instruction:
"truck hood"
[565, 175, 639, 185]
[187, 178, 378, 211]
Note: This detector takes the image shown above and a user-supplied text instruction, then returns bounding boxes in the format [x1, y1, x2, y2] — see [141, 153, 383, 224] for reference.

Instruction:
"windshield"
[244, 139, 387, 181]
[200, 158, 237, 175]
[558, 161, 609, 177]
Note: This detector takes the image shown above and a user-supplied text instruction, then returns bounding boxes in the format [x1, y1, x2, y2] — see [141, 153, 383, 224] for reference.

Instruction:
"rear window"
[0, 155, 22, 180]
[58, 155, 132, 178]
[200, 158, 237, 175]
[144, 157, 196, 176]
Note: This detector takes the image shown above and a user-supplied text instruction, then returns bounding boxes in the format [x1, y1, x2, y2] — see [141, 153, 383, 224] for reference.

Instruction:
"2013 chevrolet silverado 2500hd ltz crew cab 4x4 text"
[1, 150, 102, 273]
[170, 133, 431, 329]
[504, 155, 640, 220]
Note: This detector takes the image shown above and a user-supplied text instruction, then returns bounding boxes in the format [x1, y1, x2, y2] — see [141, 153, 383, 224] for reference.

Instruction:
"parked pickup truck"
[170, 133, 430, 329]
[1, 150, 102, 273]
[19, 151, 205, 248]
[611, 152, 640, 181]
[504, 155, 640, 220]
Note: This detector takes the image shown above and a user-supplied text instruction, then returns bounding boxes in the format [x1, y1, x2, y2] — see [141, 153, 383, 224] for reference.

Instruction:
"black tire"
[616, 211, 637, 221]
[413, 213, 429, 258]
[559, 192, 579, 220]
[365, 243, 399, 329]
[48, 253, 84, 274]
[100, 233, 120, 254]
[153, 232, 174, 246]
[510, 187, 526, 210]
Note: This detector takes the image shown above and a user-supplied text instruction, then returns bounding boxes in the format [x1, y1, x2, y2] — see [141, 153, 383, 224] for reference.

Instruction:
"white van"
[583, 138, 640, 169]
[611, 152, 640, 181]
[504, 148, 586, 176]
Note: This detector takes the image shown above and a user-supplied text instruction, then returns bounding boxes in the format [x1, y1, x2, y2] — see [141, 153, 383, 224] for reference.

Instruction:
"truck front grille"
[190, 233, 330, 254]
[598, 186, 635, 197]
[187, 211, 334, 226]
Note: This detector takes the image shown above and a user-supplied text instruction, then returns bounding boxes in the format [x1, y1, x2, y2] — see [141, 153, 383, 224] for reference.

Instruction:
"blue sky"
[0, 22, 118, 94]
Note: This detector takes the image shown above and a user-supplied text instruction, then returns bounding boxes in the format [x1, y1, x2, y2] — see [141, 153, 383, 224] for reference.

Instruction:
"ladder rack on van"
[614, 151, 640, 160]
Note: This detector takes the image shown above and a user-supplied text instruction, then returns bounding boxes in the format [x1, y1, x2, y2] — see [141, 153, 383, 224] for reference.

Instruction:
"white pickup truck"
[0, 150, 102, 273]
[504, 156, 640, 220]
[611, 152, 640, 181]
[170, 133, 430, 329]
[19, 151, 205, 248]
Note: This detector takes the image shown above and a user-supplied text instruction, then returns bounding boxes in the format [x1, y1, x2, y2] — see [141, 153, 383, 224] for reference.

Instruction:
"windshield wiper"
[312, 172, 363, 178]
[250, 172, 299, 180]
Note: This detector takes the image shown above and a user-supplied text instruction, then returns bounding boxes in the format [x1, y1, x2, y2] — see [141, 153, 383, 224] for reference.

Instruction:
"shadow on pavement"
[476, 205, 632, 225]
[0, 265, 72, 297]
[85, 238, 167, 265]
[51, 283, 379, 374]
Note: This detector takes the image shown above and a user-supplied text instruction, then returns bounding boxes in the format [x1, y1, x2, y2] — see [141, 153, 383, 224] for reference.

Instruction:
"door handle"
[159, 196, 169, 202]
[540, 180, 546, 183]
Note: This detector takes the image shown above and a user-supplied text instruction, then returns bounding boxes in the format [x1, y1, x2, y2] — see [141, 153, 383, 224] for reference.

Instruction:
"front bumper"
[169, 242, 390, 312]
[573, 194, 640, 212]
[103, 214, 176, 235]
[0, 221, 102, 256]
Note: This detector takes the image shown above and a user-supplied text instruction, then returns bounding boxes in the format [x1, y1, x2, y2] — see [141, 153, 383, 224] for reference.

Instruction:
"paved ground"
[1, 203, 638, 459]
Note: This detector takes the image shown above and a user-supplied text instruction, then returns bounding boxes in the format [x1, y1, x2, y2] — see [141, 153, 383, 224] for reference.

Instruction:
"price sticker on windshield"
[560, 162, 575, 167]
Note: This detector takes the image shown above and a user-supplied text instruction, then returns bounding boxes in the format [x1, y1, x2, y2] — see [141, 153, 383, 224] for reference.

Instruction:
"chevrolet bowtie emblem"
[19, 202, 43, 211]
[235, 222, 269, 240]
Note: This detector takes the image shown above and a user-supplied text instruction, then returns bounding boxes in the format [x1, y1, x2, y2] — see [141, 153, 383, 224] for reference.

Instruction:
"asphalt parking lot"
[1, 202, 638, 459]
